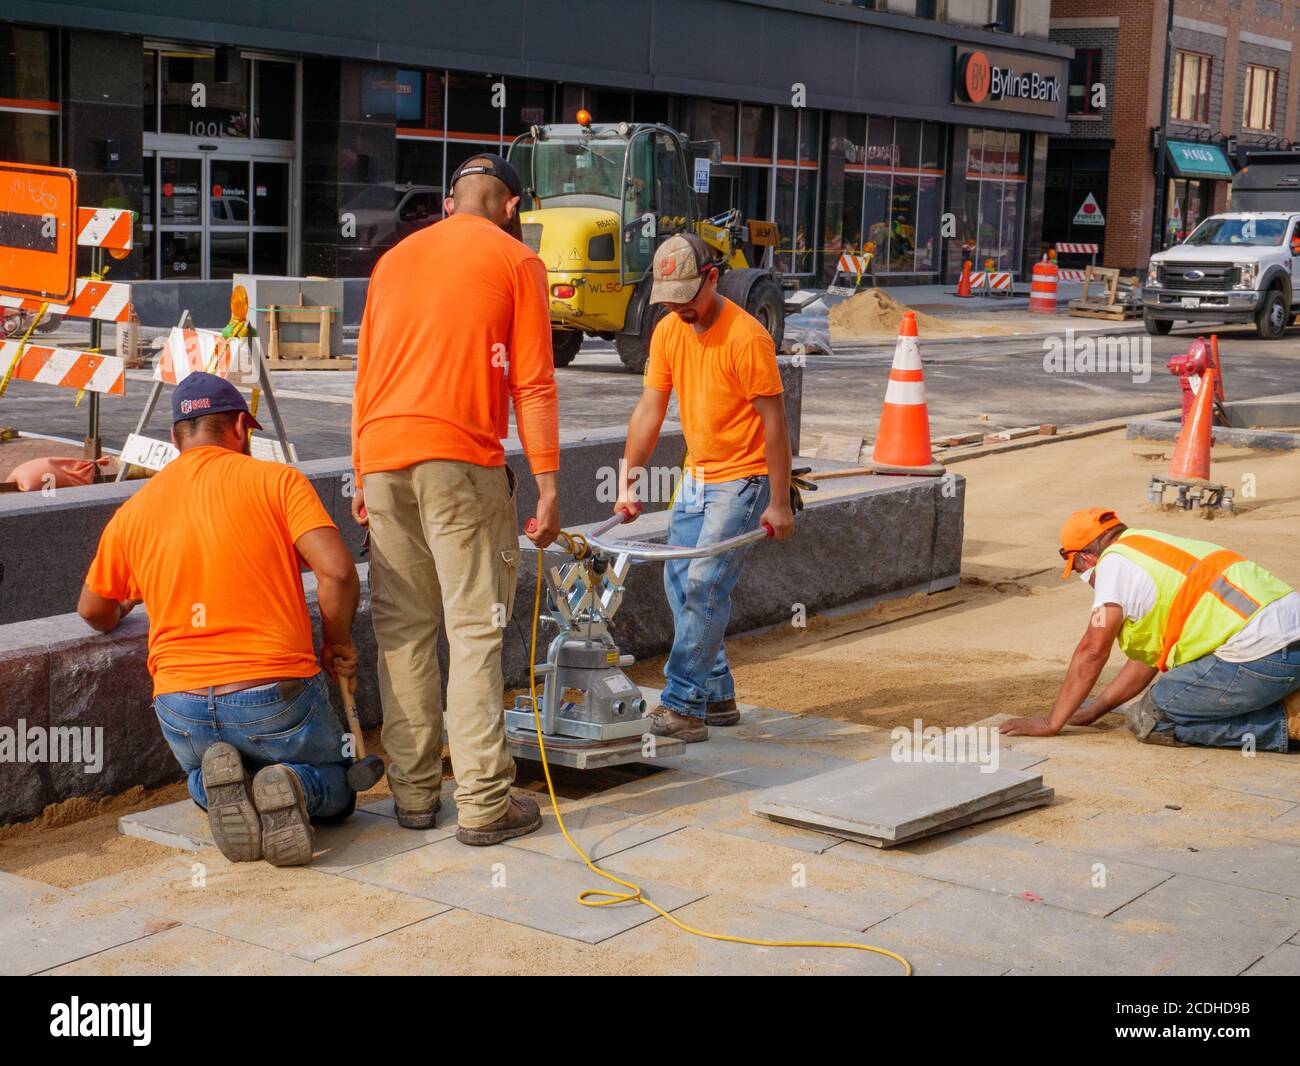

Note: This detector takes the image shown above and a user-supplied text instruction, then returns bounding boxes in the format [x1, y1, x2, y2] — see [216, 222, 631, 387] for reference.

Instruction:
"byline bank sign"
[954, 47, 1063, 117]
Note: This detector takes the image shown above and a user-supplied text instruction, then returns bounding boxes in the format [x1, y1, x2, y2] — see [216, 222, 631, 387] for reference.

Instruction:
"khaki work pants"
[364, 459, 521, 827]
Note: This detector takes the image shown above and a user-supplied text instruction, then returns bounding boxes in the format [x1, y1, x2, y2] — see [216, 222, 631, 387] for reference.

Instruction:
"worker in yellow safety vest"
[1001, 508, 1300, 751]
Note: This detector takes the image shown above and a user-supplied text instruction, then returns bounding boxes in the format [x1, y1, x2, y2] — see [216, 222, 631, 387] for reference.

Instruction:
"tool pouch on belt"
[790, 467, 818, 513]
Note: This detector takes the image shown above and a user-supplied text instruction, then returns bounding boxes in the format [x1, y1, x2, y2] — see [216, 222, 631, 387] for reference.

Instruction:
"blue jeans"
[153, 672, 354, 818]
[661, 473, 770, 719]
[1149, 644, 1300, 752]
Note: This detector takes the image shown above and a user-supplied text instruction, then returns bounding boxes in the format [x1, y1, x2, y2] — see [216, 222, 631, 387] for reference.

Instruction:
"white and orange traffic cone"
[1168, 364, 1217, 481]
[870, 311, 944, 476]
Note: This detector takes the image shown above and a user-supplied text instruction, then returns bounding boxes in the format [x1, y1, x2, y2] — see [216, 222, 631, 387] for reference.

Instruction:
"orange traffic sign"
[0, 161, 77, 304]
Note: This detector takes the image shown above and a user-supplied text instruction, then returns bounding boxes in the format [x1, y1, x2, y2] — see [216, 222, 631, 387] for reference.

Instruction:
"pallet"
[1067, 265, 1139, 321]
[265, 303, 351, 370]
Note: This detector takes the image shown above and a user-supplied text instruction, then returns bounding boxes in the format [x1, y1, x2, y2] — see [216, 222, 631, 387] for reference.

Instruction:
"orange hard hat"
[1058, 507, 1122, 579]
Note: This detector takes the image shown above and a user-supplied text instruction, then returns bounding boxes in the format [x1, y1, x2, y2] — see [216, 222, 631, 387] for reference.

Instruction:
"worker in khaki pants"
[352, 154, 560, 845]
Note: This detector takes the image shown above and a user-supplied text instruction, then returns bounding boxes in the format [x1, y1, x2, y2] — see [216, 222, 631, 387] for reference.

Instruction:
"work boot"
[1122, 693, 1185, 747]
[456, 794, 541, 847]
[1284, 689, 1300, 742]
[706, 697, 741, 727]
[200, 742, 262, 862]
[252, 764, 315, 867]
[649, 705, 709, 743]
[395, 799, 442, 831]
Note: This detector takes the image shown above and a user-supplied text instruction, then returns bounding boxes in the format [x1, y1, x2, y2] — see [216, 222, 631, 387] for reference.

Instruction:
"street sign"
[1072, 193, 1105, 226]
[693, 156, 710, 194]
[0, 162, 77, 303]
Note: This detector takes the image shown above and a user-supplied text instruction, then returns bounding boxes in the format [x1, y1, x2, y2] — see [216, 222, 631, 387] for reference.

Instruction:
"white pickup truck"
[1144, 152, 1300, 339]
[1143, 212, 1300, 339]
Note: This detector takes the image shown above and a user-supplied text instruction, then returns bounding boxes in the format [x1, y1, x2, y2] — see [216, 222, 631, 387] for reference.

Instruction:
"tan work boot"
[456, 794, 542, 846]
[706, 698, 741, 727]
[1284, 689, 1300, 742]
[201, 742, 262, 862]
[252, 764, 315, 867]
[649, 705, 709, 743]
[395, 799, 442, 831]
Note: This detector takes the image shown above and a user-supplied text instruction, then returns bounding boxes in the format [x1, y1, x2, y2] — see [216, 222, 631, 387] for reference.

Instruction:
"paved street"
[5, 317, 1299, 462]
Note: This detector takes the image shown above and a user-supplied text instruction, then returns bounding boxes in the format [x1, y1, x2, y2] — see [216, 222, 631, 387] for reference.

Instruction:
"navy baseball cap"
[171, 371, 262, 429]
[449, 153, 523, 200]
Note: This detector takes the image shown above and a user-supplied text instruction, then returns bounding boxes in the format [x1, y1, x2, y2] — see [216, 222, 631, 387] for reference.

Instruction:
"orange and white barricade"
[154, 326, 258, 386]
[0, 341, 124, 395]
[76, 207, 134, 252]
[829, 252, 874, 293]
[1, 278, 133, 323]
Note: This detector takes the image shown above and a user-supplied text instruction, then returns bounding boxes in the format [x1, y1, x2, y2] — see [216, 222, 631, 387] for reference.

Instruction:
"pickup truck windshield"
[1182, 217, 1288, 247]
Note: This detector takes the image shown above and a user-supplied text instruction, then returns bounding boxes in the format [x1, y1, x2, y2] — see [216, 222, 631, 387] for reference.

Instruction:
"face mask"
[1077, 566, 1094, 585]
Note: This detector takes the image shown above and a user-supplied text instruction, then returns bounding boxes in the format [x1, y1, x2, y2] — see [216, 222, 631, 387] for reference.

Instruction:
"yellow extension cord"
[525, 530, 912, 975]
[0, 301, 50, 401]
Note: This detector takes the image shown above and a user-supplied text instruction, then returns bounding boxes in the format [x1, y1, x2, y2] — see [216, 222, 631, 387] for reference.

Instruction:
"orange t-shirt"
[352, 212, 560, 478]
[84, 446, 336, 696]
[644, 296, 784, 483]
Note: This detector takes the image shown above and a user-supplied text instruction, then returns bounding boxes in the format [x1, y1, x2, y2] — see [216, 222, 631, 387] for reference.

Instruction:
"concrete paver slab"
[76, 850, 446, 960]
[869, 883, 1264, 976]
[503, 801, 687, 863]
[602, 826, 947, 930]
[751, 757, 1045, 842]
[46, 922, 334, 975]
[1107, 874, 1300, 958]
[1243, 942, 1300, 975]
[0, 871, 169, 976]
[342, 837, 706, 944]
[119, 800, 454, 872]
[830, 829, 1170, 916]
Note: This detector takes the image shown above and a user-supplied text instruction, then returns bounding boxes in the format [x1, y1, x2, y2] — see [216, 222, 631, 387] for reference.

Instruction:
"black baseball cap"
[449, 153, 523, 200]
[171, 371, 262, 429]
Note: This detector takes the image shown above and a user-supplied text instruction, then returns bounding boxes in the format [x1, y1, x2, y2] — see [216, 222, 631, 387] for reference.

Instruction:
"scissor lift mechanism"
[504, 514, 770, 769]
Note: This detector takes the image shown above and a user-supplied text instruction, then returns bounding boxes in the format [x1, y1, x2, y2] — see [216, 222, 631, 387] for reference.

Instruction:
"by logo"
[962, 51, 991, 104]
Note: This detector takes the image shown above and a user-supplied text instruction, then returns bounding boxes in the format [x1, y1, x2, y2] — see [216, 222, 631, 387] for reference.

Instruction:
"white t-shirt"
[1093, 553, 1300, 664]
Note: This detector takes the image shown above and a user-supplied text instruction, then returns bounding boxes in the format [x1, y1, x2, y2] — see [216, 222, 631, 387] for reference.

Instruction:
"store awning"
[1166, 140, 1235, 180]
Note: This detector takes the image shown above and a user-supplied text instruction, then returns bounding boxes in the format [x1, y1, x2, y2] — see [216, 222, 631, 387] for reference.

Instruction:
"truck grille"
[1159, 263, 1237, 291]
[521, 223, 542, 253]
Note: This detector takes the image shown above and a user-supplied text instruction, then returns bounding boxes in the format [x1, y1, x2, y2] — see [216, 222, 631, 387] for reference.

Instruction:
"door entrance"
[145, 148, 293, 279]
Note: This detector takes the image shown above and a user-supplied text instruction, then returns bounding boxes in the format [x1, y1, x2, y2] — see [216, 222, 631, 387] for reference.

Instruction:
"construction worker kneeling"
[1002, 508, 1300, 751]
[78, 373, 362, 867]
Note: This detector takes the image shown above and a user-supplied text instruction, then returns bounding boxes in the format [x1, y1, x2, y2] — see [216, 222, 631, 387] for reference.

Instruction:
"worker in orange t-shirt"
[351, 154, 560, 846]
[615, 233, 793, 743]
[79, 373, 361, 867]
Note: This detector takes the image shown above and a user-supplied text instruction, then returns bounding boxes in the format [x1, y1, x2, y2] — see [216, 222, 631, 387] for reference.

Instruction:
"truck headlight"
[1146, 263, 1161, 287]
[1233, 263, 1257, 289]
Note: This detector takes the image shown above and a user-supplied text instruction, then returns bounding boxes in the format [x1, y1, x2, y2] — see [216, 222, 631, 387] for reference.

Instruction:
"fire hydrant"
[1166, 335, 1223, 423]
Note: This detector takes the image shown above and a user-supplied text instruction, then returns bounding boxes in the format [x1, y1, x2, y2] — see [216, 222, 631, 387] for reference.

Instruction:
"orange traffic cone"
[1169, 364, 1217, 481]
[955, 259, 973, 298]
[871, 311, 945, 476]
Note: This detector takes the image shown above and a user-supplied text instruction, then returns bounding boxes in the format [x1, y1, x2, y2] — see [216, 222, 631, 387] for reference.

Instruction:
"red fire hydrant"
[1166, 335, 1224, 423]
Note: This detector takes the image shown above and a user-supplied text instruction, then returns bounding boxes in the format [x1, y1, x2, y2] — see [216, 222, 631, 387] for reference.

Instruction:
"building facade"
[3, 0, 1068, 318]
[1048, 0, 1300, 274]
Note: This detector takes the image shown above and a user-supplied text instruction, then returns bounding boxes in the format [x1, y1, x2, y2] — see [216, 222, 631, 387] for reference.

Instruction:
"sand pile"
[828, 289, 960, 339]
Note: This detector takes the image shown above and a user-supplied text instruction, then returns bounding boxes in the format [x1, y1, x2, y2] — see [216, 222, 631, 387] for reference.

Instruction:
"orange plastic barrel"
[1029, 258, 1058, 314]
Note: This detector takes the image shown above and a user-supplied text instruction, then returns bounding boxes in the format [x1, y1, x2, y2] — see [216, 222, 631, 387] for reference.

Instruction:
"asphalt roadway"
[3, 320, 1298, 462]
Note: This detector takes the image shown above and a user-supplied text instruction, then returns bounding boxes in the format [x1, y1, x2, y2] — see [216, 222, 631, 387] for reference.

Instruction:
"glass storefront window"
[888, 174, 918, 272]
[739, 105, 772, 161]
[694, 100, 738, 159]
[894, 121, 922, 171]
[255, 60, 296, 140]
[0, 26, 57, 166]
[160, 157, 202, 224]
[160, 51, 250, 138]
[449, 73, 499, 141]
[160, 231, 202, 276]
[504, 79, 550, 137]
[253, 161, 290, 226]
[964, 128, 1026, 272]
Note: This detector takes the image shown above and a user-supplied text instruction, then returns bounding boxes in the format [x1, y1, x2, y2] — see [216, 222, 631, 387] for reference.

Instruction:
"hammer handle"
[339, 679, 367, 759]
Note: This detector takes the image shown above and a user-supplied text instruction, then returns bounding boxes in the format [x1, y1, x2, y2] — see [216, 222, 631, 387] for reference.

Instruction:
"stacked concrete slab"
[750, 757, 1053, 847]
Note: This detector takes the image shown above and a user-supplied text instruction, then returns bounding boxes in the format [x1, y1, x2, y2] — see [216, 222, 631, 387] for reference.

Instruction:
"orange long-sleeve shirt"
[352, 212, 559, 478]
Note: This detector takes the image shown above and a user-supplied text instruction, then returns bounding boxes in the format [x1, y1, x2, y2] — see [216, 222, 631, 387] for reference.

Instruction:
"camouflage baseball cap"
[649, 233, 715, 304]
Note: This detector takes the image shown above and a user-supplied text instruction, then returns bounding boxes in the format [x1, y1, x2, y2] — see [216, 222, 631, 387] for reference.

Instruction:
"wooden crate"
[266, 303, 351, 369]
[1067, 265, 1139, 321]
